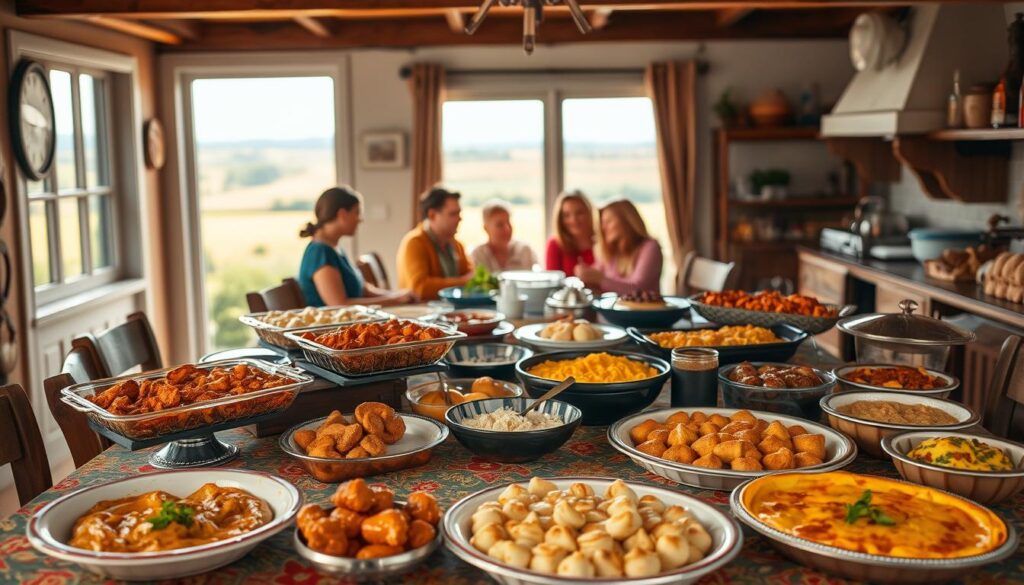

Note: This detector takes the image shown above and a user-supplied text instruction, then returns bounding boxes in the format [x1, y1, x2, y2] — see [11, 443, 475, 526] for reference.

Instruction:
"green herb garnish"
[844, 490, 896, 526]
[146, 501, 195, 530]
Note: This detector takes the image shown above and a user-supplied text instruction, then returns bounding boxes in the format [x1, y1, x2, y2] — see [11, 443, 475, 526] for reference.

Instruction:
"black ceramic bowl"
[592, 295, 691, 329]
[627, 323, 809, 365]
[444, 397, 582, 463]
[718, 362, 837, 422]
[445, 343, 534, 381]
[515, 350, 671, 425]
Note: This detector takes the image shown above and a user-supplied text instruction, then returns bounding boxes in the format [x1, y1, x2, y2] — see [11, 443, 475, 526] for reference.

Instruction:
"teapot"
[850, 196, 909, 240]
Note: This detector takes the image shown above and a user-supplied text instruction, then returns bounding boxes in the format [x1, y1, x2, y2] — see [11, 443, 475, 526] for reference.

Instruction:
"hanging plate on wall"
[8, 59, 56, 181]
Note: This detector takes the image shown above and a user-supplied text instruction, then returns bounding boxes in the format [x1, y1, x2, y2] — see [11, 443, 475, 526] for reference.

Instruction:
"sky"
[189, 76, 656, 146]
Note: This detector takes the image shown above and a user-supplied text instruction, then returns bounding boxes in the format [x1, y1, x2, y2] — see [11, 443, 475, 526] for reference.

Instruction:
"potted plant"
[750, 169, 791, 200]
[713, 88, 742, 127]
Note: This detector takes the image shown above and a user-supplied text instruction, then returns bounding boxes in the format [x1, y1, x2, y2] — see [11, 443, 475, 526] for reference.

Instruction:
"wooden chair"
[75, 311, 162, 379]
[0, 383, 52, 505]
[984, 335, 1024, 441]
[358, 252, 391, 290]
[44, 346, 112, 469]
[246, 278, 305, 313]
[678, 251, 736, 296]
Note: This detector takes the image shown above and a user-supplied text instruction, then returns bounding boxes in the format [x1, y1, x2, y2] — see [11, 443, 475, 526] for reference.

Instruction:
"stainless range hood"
[821, 4, 1006, 137]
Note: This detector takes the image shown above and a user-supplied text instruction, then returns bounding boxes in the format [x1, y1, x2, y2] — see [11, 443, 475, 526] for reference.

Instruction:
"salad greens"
[464, 265, 499, 294]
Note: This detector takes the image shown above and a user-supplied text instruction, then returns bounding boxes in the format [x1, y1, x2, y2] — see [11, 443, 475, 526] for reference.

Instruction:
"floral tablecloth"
[3, 338, 1023, 584]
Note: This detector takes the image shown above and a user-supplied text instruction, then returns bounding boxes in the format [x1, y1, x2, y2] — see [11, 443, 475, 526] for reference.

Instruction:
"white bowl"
[608, 407, 857, 491]
[443, 477, 742, 585]
[27, 469, 302, 581]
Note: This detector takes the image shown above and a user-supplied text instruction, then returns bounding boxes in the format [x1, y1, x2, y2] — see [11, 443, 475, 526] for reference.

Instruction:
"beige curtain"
[645, 61, 697, 294]
[407, 63, 446, 226]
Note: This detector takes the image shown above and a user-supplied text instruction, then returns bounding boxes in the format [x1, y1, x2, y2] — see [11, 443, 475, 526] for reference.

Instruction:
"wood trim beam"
[16, 1, 926, 19]
[143, 18, 201, 39]
[156, 9, 856, 51]
[444, 9, 464, 34]
[82, 16, 182, 44]
[715, 7, 753, 25]
[293, 14, 332, 37]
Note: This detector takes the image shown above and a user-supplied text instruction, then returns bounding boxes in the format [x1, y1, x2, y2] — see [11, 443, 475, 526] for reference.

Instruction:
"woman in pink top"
[545, 190, 596, 276]
[576, 199, 663, 294]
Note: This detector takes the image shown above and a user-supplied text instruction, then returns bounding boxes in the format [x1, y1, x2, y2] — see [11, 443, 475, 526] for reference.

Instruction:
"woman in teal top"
[298, 187, 412, 307]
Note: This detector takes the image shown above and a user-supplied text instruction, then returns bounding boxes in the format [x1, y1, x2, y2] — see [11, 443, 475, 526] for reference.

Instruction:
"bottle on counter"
[947, 69, 963, 129]
[670, 348, 719, 408]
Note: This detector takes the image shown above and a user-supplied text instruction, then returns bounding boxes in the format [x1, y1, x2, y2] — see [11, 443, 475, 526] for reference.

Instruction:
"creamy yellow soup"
[742, 472, 1007, 559]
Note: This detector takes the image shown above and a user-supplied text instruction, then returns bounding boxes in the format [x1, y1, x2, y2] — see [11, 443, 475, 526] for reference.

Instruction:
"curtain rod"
[398, 61, 709, 80]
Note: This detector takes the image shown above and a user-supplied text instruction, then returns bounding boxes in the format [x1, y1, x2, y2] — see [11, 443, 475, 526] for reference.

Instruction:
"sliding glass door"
[189, 76, 337, 349]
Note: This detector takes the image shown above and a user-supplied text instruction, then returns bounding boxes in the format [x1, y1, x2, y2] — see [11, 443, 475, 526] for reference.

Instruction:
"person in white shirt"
[470, 199, 538, 273]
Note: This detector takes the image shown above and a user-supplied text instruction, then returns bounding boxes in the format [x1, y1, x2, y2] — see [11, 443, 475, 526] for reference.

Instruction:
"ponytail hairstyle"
[300, 186, 363, 238]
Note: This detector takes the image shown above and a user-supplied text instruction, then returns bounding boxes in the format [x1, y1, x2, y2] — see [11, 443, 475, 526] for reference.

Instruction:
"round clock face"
[9, 60, 56, 180]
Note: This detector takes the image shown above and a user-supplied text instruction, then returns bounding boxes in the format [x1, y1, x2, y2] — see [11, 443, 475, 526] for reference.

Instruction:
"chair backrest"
[358, 252, 390, 290]
[0, 383, 52, 505]
[356, 258, 378, 289]
[76, 311, 162, 378]
[246, 278, 305, 313]
[679, 251, 736, 296]
[985, 335, 1024, 440]
[45, 346, 112, 469]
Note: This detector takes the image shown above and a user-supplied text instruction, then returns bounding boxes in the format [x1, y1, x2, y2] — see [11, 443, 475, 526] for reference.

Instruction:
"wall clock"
[8, 59, 55, 181]
[143, 118, 165, 170]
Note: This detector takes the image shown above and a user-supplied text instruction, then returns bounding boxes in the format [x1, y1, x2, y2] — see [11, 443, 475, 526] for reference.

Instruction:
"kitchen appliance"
[837, 299, 976, 370]
[821, 196, 914, 260]
[544, 277, 595, 320]
[985, 213, 1024, 252]
[498, 270, 564, 316]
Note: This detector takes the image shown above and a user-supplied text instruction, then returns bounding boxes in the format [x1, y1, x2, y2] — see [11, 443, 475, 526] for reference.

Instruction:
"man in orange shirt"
[397, 187, 473, 300]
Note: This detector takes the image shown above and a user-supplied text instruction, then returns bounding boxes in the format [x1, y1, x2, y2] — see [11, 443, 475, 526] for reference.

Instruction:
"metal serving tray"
[284, 320, 466, 377]
[60, 358, 314, 441]
[239, 305, 391, 349]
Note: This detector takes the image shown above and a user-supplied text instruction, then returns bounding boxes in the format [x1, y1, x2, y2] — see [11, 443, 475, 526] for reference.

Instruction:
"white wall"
[345, 40, 853, 279]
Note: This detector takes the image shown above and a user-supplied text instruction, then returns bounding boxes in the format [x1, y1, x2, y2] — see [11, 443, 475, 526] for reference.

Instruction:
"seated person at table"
[397, 186, 473, 300]
[298, 187, 413, 307]
[470, 199, 538, 273]
[576, 199, 663, 295]
[545, 190, 596, 276]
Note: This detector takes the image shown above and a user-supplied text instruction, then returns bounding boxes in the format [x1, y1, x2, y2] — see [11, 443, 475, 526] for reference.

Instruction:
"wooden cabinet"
[874, 282, 929, 316]
[797, 250, 848, 358]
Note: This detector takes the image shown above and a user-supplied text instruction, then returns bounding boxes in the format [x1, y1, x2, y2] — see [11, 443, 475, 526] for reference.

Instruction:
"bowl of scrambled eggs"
[882, 431, 1024, 504]
[515, 350, 671, 425]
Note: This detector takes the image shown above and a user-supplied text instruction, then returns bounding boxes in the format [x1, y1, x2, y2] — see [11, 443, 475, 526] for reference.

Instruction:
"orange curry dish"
[700, 290, 838, 318]
[841, 366, 948, 390]
[69, 484, 272, 553]
[86, 363, 295, 416]
[299, 319, 447, 350]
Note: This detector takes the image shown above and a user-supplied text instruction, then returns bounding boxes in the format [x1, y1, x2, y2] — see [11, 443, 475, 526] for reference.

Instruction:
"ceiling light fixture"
[465, 0, 593, 55]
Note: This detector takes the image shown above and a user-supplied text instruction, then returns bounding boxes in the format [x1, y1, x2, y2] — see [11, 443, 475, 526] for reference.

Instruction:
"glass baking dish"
[284, 320, 466, 376]
[239, 305, 391, 349]
[60, 358, 314, 440]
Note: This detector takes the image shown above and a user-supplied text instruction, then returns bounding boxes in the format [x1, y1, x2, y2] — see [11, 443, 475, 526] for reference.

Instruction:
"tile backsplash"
[887, 143, 1024, 230]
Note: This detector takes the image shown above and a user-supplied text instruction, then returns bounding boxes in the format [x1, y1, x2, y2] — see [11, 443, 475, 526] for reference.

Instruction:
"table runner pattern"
[1, 421, 1021, 585]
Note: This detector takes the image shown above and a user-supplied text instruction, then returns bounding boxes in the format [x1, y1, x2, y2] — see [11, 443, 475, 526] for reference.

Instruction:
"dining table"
[2, 344, 1022, 585]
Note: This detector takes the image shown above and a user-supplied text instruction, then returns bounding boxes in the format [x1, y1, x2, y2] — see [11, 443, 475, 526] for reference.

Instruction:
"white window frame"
[8, 31, 149, 319]
[161, 52, 352, 358]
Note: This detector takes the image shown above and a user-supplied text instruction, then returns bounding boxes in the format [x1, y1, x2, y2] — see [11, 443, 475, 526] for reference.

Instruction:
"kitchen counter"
[798, 246, 1024, 328]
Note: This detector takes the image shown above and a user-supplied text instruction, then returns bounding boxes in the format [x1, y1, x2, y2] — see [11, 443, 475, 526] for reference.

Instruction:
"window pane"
[191, 76, 336, 350]
[562, 97, 673, 293]
[29, 201, 52, 286]
[27, 179, 46, 197]
[89, 195, 113, 269]
[58, 197, 83, 278]
[442, 100, 545, 261]
[49, 70, 77, 192]
[79, 74, 104, 188]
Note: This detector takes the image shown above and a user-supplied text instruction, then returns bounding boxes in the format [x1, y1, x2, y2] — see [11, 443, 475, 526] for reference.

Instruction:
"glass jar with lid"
[836, 299, 975, 370]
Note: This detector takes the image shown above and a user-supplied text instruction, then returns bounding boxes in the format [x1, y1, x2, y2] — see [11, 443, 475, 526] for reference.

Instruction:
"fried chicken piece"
[406, 492, 441, 526]
[356, 544, 403, 559]
[333, 478, 376, 512]
[408, 519, 437, 548]
[361, 508, 409, 547]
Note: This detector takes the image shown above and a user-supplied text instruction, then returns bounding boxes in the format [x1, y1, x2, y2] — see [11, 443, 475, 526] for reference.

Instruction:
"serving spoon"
[520, 376, 576, 416]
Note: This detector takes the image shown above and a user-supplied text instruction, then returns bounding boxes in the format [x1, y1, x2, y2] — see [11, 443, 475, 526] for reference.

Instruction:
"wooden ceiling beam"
[293, 14, 333, 37]
[82, 16, 182, 44]
[16, 0, 925, 19]
[155, 9, 857, 52]
[715, 7, 753, 25]
[143, 18, 201, 39]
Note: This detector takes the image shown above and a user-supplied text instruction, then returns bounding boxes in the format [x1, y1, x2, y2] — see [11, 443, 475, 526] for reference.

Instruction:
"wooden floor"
[0, 457, 74, 517]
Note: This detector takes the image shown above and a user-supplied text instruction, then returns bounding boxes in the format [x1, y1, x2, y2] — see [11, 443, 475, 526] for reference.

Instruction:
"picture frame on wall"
[360, 131, 406, 169]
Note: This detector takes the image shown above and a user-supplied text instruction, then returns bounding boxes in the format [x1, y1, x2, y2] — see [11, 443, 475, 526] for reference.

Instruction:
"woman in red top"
[545, 190, 596, 275]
